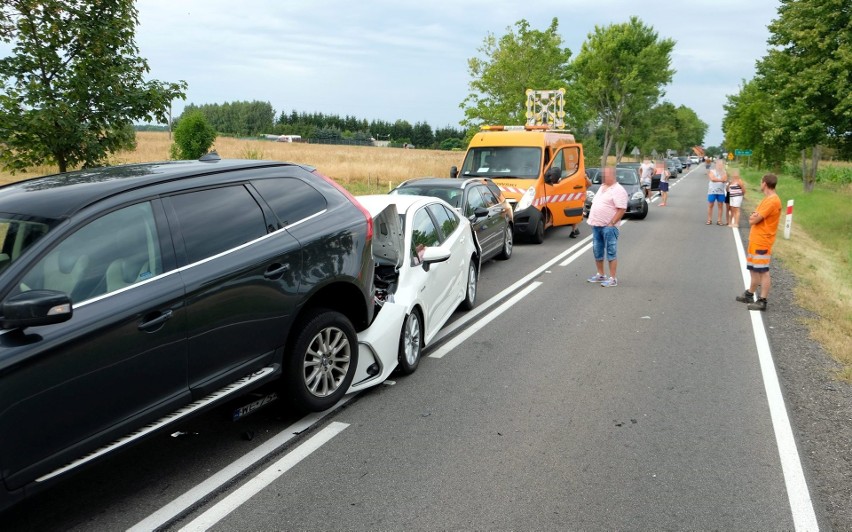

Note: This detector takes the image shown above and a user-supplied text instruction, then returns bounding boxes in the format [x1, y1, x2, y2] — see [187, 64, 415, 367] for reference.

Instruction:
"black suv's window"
[170, 186, 267, 264]
[0, 216, 51, 273]
[428, 203, 460, 239]
[17, 202, 163, 302]
[252, 178, 327, 228]
[477, 185, 498, 207]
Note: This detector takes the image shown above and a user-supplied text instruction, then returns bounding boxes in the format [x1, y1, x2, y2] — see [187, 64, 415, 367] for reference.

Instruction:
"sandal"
[706, 220, 712, 225]
[717, 221, 724, 225]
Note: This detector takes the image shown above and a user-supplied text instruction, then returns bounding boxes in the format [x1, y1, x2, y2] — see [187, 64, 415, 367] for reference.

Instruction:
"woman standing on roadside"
[727, 168, 746, 227]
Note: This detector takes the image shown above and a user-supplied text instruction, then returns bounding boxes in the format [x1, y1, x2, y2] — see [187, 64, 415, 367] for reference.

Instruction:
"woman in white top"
[727, 168, 746, 226]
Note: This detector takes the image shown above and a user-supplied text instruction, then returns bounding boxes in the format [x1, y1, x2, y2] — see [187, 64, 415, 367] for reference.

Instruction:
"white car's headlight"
[516, 186, 536, 211]
[631, 190, 644, 201]
[586, 190, 595, 201]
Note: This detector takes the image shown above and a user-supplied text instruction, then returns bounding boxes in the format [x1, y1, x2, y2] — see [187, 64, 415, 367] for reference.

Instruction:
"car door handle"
[573, 185, 583, 189]
[264, 263, 290, 279]
[138, 310, 173, 332]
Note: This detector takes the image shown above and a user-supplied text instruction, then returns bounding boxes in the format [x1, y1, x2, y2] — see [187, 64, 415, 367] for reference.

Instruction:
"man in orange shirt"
[736, 173, 782, 311]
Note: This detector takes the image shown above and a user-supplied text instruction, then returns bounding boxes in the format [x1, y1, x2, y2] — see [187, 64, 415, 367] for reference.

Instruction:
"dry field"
[0, 132, 463, 192]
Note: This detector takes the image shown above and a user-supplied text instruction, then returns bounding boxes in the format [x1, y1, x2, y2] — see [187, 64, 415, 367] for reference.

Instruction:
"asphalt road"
[4, 164, 845, 531]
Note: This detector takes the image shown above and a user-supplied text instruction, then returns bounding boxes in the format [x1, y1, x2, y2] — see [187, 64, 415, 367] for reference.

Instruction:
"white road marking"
[177, 422, 349, 532]
[431, 239, 591, 345]
[128, 398, 355, 532]
[732, 228, 819, 531]
[429, 282, 542, 359]
[560, 242, 593, 267]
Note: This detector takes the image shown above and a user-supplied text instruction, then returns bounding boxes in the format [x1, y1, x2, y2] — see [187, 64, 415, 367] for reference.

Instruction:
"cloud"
[0, 0, 781, 146]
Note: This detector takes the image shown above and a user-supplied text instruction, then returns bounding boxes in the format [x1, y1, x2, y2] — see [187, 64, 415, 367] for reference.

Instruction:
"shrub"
[170, 111, 217, 160]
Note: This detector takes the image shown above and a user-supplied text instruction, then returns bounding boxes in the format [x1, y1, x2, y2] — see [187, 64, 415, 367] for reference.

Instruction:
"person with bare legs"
[727, 168, 746, 226]
[736, 173, 781, 311]
[706, 159, 727, 225]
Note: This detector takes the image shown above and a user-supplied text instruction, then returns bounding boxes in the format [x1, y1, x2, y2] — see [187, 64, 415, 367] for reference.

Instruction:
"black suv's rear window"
[251, 178, 327, 227]
[169, 186, 267, 264]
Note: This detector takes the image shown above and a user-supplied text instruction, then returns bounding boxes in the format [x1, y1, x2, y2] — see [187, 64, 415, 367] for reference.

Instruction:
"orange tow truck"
[451, 89, 587, 243]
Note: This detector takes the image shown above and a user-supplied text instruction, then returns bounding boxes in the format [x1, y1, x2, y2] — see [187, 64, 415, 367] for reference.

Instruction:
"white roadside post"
[783, 199, 794, 239]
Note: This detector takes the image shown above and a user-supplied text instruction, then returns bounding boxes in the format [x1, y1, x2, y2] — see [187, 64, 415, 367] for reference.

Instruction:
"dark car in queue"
[617, 162, 662, 190]
[0, 156, 377, 511]
[665, 158, 680, 176]
[390, 177, 513, 262]
[583, 167, 648, 220]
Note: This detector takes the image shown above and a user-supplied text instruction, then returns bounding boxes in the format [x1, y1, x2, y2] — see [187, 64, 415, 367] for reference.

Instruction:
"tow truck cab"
[452, 125, 586, 244]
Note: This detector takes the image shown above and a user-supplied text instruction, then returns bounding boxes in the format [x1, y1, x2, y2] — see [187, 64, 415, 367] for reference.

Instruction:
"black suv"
[0, 156, 375, 510]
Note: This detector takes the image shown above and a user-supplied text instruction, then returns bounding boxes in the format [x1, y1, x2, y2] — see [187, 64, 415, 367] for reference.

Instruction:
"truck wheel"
[531, 219, 545, 244]
[283, 309, 358, 412]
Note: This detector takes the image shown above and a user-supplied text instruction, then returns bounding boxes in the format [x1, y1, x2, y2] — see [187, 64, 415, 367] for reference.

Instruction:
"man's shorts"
[746, 243, 772, 272]
[707, 193, 726, 203]
[659, 181, 669, 192]
[592, 225, 619, 262]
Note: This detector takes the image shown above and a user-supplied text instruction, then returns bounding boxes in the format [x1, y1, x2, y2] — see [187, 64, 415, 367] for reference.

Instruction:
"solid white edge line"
[177, 422, 349, 532]
[732, 228, 819, 531]
[429, 281, 542, 359]
[127, 396, 355, 532]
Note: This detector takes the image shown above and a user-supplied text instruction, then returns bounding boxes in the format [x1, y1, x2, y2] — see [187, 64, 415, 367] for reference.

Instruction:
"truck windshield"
[460, 147, 541, 179]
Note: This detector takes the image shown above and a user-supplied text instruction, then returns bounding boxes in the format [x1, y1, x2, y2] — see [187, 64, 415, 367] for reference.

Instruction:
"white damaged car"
[348, 194, 480, 391]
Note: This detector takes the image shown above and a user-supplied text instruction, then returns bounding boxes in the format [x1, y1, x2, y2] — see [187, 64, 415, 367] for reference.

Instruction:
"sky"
[4, 0, 782, 147]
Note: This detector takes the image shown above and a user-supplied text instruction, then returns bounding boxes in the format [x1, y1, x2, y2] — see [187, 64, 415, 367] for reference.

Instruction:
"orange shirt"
[749, 193, 782, 249]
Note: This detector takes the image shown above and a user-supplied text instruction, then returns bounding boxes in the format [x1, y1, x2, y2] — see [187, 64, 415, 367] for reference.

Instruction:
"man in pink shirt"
[586, 166, 628, 287]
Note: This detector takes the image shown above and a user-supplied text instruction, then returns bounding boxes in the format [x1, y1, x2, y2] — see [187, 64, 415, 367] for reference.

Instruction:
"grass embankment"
[737, 165, 851, 381]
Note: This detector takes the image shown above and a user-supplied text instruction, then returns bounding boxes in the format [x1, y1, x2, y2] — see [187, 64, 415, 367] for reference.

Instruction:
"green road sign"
[734, 149, 753, 156]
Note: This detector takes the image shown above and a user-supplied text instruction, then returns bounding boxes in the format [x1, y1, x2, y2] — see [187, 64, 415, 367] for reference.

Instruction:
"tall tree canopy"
[460, 18, 574, 129]
[0, 0, 186, 173]
[572, 16, 675, 167]
[755, 0, 851, 189]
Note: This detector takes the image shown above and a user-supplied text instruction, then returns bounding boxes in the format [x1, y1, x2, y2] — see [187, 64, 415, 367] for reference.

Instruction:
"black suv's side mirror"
[450, 166, 459, 178]
[1, 290, 73, 330]
[544, 167, 561, 185]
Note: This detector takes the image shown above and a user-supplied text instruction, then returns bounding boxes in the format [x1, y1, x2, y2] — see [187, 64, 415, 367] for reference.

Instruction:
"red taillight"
[315, 170, 373, 241]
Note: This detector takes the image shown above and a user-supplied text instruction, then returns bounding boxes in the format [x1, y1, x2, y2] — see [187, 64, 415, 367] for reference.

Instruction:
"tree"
[572, 17, 675, 168]
[461, 18, 574, 129]
[411, 122, 434, 149]
[0, 0, 186, 173]
[723, 79, 787, 169]
[170, 111, 216, 160]
[756, 0, 852, 190]
[674, 105, 708, 152]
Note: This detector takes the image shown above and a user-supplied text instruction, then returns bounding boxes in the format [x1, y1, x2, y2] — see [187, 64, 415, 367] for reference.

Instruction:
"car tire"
[635, 198, 648, 220]
[531, 218, 545, 244]
[396, 310, 422, 375]
[497, 225, 513, 260]
[460, 260, 478, 310]
[283, 309, 358, 412]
